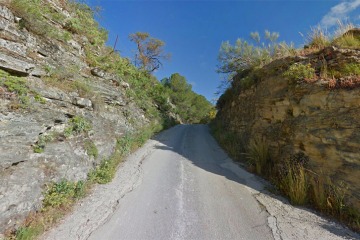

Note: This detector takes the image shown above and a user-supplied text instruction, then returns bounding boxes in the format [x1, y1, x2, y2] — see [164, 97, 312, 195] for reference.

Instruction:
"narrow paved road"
[43, 125, 359, 240]
[89, 124, 272, 240]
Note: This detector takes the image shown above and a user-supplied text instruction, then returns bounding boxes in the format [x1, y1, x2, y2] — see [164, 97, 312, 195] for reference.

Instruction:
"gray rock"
[36, 87, 72, 102]
[91, 68, 105, 78]
[68, 40, 82, 53]
[120, 81, 130, 89]
[0, 18, 9, 31]
[0, 6, 14, 22]
[30, 67, 46, 77]
[0, 52, 35, 76]
[73, 97, 92, 109]
[0, 113, 44, 169]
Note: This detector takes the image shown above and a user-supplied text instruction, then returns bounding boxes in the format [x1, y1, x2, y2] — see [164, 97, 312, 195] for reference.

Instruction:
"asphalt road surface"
[43, 125, 360, 240]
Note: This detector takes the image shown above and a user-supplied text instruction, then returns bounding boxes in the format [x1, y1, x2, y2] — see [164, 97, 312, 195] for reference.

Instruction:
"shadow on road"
[151, 124, 359, 240]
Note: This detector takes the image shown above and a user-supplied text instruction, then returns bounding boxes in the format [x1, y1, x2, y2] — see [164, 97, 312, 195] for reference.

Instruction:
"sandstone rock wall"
[215, 47, 360, 210]
[0, 4, 148, 232]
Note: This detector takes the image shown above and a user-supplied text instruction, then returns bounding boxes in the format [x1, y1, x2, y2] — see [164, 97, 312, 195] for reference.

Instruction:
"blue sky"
[86, 0, 360, 102]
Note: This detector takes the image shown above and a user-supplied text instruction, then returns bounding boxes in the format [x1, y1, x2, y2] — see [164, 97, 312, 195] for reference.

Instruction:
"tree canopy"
[129, 32, 170, 72]
[161, 73, 214, 123]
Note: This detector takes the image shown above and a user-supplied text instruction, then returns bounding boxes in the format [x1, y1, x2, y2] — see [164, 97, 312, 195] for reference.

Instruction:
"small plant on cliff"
[306, 26, 331, 49]
[245, 137, 270, 175]
[283, 63, 316, 82]
[34, 94, 46, 104]
[0, 69, 30, 108]
[332, 22, 360, 48]
[10, 0, 69, 40]
[65, 2, 108, 46]
[88, 127, 160, 184]
[84, 140, 98, 158]
[88, 133, 133, 184]
[339, 63, 360, 76]
[333, 33, 360, 48]
[33, 134, 54, 153]
[43, 180, 86, 208]
[327, 181, 348, 217]
[217, 30, 295, 79]
[309, 174, 328, 212]
[278, 153, 309, 205]
[88, 158, 116, 184]
[64, 116, 92, 137]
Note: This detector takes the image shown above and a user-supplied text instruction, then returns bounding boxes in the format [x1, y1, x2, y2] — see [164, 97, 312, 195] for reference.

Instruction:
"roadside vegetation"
[211, 122, 360, 232]
[5, 123, 163, 240]
[217, 22, 360, 94]
[212, 22, 360, 232]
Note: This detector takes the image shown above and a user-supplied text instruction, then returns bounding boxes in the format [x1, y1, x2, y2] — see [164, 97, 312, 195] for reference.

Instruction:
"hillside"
[212, 29, 360, 231]
[0, 0, 212, 236]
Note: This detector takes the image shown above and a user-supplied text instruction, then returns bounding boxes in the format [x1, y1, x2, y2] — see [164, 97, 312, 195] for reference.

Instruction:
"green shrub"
[333, 34, 360, 48]
[88, 159, 115, 184]
[34, 94, 46, 104]
[280, 162, 308, 205]
[43, 180, 85, 208]
[340, 63, 360, 76]
[283, 63, 316, 82]
[306, 27, 330, 49]
[64, 116, 92, 137]
[327, 181, 348, 216]
[309, 175, 328, 211]
[88, 126, 161, 184]
[66, 2, 108, 46]
[3, 77, 28, 95]
[10, 0, 67, 40]
[217, 30, 295, 78]
[245, 137, 269, 175]
[328, 63, 360, 79]
[331, 22, 360, 48]
[0, 69, 30, 108]
[16, 226, 42, 240]
[88, 133, 134, 184]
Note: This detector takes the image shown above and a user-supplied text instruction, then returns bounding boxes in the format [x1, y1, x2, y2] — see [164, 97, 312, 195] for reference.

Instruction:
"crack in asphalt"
[253, 193, 278, 240]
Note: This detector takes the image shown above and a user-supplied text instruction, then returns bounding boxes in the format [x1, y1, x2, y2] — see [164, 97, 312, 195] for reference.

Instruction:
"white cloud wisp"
[320, 0, 360, 28]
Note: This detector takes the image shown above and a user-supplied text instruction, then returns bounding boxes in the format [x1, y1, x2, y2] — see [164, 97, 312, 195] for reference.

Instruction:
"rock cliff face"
[0, 4, 150, 232]
[215, 46, 360, 210]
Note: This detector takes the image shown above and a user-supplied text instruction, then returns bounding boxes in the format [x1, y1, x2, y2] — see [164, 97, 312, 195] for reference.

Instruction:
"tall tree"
[129, 32, 170, 72]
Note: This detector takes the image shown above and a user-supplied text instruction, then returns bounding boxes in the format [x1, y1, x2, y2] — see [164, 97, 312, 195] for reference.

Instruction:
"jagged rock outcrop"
[0, 4, 147, 232]
[215, 47, 360, 210]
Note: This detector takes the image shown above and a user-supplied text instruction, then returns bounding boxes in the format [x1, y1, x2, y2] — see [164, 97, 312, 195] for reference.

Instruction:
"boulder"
[91, 67, 105, 78]
[73, 97, 92, 109]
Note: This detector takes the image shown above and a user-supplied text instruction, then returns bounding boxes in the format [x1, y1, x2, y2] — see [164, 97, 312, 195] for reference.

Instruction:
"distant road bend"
[44, 125, 360, 240]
